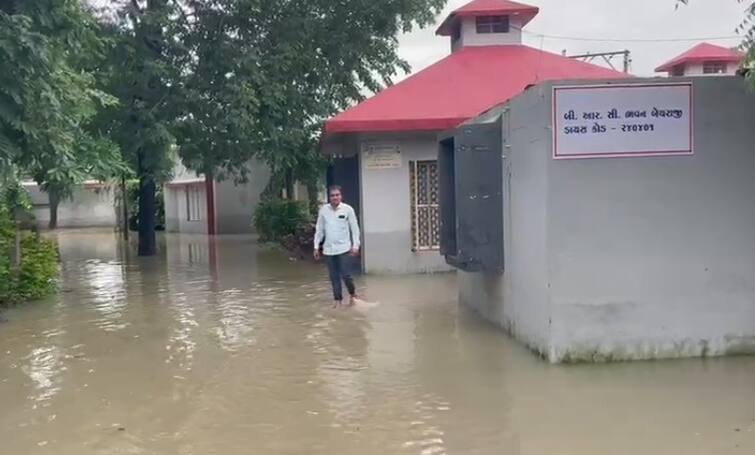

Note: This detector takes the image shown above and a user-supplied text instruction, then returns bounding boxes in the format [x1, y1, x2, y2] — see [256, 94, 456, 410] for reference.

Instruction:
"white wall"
[164, 159, 270, 235]
[458, 88, 553, 357]
[457, 17, 523, 49]
[545, 77, 755, 362]
[459, 77, 755, 362]
[164, 161, 206, 233]
[214, 160, 271, 234]
[358, 132, 452, 274]
[164, 183, 180, 233]
[164, 182, 208, 235]
[24, 182, 117, 229]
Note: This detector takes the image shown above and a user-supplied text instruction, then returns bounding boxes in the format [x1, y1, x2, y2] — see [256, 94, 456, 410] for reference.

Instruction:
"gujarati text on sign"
[553, 83, 693, 159]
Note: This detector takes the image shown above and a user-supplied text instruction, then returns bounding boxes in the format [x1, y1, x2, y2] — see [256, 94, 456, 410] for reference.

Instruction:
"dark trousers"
[325, 253, 356, 301]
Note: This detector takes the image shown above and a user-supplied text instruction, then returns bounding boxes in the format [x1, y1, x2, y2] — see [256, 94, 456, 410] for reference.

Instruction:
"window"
[703, 61, 727, 74]
[186, 185, 203, 222]
[671, 65, 685, 77]
[410, 160, 440, 251]
[476, 15, 509, 34]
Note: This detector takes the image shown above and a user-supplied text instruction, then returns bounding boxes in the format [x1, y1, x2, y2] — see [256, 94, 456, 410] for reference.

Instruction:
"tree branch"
[168, 0, 192, 28]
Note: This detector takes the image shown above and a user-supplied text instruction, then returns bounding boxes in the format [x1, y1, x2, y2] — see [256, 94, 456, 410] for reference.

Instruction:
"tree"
[0, 0, 126, 229]
[94, 0, 447, 254]
[172, 0, 448, 200]
[93, 1, 184, 255]
[233, 0, 448, 197]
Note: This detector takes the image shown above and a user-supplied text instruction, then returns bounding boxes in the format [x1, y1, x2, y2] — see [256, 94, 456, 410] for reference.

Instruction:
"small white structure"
[322, 0, 627, 274]
[447, 76, 755, 362]
[656, 42, 744, 77]
[164, 161, 271, 235]
[22, 181, 117, 229]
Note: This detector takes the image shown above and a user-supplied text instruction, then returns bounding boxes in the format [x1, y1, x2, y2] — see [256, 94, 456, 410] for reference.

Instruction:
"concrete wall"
[164, 160, 270, 235]
[459, 77, 755, 362]
[357, 132, 453, 274]
[164, 182, 208, 235]
[546, 77, 755, 361]
[23, 182, 117, 229]
[458, 87, 553, 356]
[165, 162, 205, 234]
[214, 160, 271, 234]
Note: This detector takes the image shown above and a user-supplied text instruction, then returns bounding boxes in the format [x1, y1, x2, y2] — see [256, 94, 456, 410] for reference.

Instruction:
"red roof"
[655, 42, 744, 72]
[325, 45, 627, 134]
[437, 0, 540, 36]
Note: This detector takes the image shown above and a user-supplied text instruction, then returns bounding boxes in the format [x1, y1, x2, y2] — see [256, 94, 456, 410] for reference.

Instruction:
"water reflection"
[82, 260, 128, 332]
[165, 292, 198, 371]
[213, 288, 256, 352]
[22, 344, 65, 405]
[0, 229, 753, 455]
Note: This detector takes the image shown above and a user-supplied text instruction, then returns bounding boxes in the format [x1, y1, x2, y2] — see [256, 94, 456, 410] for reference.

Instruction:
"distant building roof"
[655, 42, 744, 72]
[324, 45, 628, 134]
[436, 0, 540, 36]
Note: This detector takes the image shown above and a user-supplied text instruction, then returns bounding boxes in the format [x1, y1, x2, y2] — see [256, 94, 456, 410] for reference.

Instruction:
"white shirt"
[314, 203, 361, 256]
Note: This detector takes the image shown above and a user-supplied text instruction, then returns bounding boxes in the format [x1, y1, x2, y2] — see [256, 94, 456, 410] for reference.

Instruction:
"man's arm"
[348, 206, 361, 251]
[313, 209, 325, 256]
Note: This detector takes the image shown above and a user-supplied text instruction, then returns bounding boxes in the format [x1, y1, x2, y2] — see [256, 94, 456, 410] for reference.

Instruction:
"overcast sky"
[89, 0, 746, 77]
[397, 0, 746, 78]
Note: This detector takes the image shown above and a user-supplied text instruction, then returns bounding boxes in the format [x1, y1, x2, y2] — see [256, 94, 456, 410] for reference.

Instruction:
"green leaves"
[0, 1, 126, 200]
[253, 198, 311, 242]
[125, 0, 449, 187]
[3, 0, 450, 251]
[76, 0, 449, 199]
[0, 207, 59, 306]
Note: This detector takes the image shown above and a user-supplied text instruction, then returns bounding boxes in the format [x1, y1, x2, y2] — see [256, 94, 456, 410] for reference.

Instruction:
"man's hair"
[328, 185, 343, 195]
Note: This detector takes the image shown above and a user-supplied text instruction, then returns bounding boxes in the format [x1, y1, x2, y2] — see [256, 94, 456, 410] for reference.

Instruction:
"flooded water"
[1, 230, 754, 454]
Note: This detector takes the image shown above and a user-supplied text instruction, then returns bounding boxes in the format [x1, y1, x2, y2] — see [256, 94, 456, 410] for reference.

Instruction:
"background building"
[655, 42, 744, 77]
[22, 181, 117, 230]
[164, 161, 271, 235]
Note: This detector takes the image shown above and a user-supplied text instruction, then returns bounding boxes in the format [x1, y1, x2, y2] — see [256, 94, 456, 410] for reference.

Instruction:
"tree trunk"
[137, 176, 157, 256]
[261, 171, 284, 200]
[11, 223, 20, 269]
[121, 177, 129, 240]
[10, 208, 20, 270]
[48, 190, 59, 230]
[284, 168, 295, 200]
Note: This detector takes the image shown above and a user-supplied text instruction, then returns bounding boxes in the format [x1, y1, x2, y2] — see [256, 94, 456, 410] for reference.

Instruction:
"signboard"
[363, 143, 402, 170]
[553, 83, 693, 159]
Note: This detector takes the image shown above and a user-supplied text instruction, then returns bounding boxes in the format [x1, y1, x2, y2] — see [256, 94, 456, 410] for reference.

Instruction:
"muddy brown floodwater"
[1, 229, 754, 454]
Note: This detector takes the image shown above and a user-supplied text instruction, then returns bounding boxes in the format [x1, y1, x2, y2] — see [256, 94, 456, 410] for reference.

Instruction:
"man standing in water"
[314, 186, 361, 308]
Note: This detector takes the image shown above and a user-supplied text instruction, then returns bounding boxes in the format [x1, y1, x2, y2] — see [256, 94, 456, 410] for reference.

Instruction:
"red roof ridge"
[325, 44, 628, 135]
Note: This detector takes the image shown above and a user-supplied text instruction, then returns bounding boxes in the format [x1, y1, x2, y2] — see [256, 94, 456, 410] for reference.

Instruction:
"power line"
[566, 50, 633, 73]
[518, 28, 742, 43]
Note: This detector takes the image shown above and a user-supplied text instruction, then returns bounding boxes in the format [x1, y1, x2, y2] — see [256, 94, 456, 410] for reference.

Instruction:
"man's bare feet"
[348, 295, 358, 307]
[333, 300, 342, 309]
